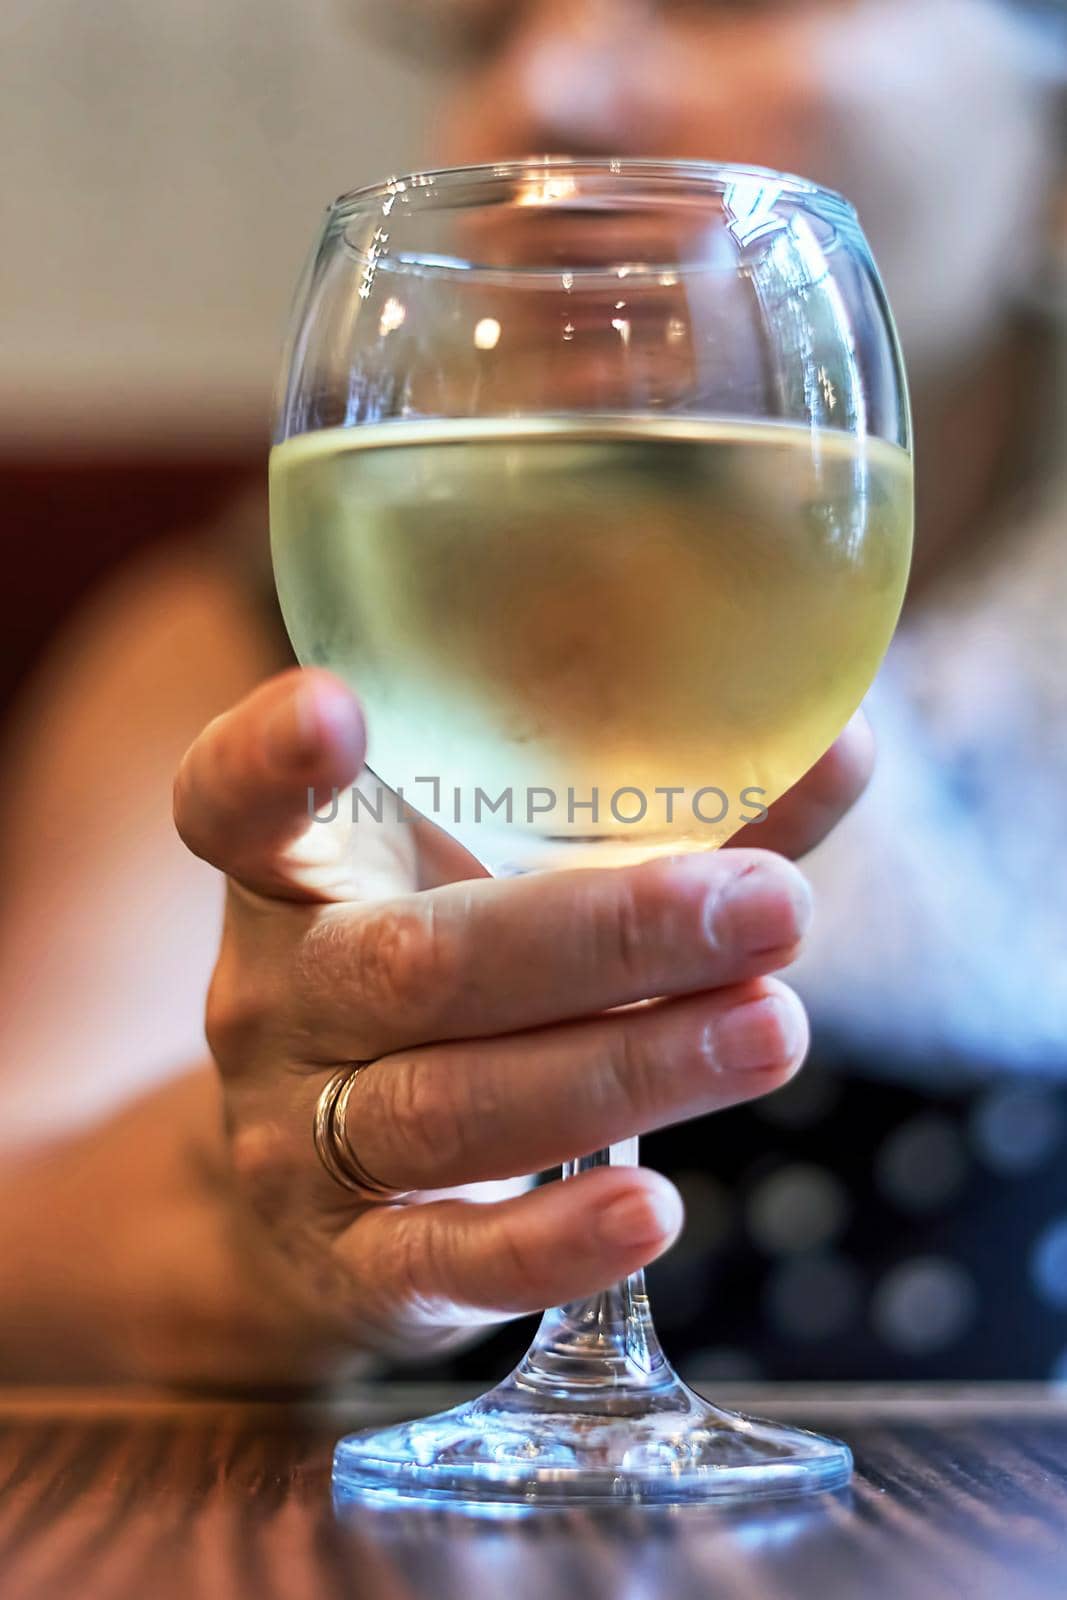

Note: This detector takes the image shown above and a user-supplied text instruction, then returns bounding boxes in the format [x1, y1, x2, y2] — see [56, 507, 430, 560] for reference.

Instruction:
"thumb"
[173, 668, 366, 901]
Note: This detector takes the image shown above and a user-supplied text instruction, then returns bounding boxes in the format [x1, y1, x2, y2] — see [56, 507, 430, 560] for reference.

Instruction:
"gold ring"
[312, 1064, 398, 1199]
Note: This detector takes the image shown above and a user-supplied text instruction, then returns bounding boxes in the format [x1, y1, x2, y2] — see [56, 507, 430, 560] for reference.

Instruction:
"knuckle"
[228, 1119, 292, 1194]
[352, 900, 462, 1030]
[390, 1212, 461, 1325]
[221, 1067, 304, 1223]
[204, 892, 301, 1068]
[293, 913, 354, 1013]
[604, 1017, 662, 1118]
[596, 876, 652, 985]
[205, 955, 270, 1068]
[491, 1213, 546, 1305]
[392, 1213, 432, 1304]
[381, 1056, 469, 1181]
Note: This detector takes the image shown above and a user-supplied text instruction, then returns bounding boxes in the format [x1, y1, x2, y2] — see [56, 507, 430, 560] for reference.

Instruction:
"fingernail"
[706, 993, 806, 1073]
[596, 1183, 683, 1248]
[706, 861, 813, 955]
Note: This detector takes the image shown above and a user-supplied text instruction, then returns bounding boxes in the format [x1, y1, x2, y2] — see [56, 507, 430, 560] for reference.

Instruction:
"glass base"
[332, 1366, 852, 1507]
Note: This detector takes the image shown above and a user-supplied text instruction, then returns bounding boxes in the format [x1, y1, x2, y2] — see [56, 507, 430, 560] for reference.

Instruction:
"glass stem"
[513, 1138, 676, 1399]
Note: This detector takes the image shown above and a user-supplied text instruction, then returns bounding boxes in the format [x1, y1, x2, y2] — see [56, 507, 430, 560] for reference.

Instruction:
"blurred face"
[412, 0, 1054, 376]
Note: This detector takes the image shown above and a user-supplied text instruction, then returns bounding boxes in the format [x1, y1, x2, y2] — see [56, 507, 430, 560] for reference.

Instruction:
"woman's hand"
[174, 668, 871, 1372]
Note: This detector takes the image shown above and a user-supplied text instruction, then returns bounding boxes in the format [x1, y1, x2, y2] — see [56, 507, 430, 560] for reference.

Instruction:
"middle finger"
[334, 975, 808, 1195]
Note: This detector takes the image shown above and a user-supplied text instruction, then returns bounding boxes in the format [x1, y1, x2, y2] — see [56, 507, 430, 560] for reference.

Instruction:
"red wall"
[0, 452, 261, 719]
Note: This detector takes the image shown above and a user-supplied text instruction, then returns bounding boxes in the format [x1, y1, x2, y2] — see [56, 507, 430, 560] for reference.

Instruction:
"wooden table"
[1, 1385, 1065, 1599]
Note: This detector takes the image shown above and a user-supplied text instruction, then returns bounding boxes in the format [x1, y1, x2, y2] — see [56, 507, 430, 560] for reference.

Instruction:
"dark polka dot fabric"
[428, 1061, 1067, 1385]
[645, 1063, 1067, 1382]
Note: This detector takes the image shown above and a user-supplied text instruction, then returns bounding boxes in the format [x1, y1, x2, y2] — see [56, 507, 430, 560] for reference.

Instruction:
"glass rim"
[328, 155, 856, 219]
[327, 157, 858, 285]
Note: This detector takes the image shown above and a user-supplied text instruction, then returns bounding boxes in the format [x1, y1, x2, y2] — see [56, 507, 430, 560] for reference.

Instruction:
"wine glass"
[271, 158, 913, 1505]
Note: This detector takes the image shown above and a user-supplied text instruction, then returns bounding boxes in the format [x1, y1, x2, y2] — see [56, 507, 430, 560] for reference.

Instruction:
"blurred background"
[0, 0, 430, 714]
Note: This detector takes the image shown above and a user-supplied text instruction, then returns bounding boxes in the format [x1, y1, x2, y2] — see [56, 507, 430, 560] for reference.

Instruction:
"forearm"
[0, 1067, 359, 1387]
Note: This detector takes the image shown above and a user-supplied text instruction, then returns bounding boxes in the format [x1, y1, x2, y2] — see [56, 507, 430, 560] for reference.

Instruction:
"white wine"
[271, 417, 912, 870]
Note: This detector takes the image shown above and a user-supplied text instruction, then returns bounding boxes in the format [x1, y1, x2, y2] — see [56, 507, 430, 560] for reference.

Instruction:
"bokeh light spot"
[872, 1257, 976, 1353]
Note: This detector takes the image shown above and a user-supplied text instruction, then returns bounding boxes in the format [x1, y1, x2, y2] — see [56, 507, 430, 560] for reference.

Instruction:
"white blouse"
[793, 473, 1067, 1082]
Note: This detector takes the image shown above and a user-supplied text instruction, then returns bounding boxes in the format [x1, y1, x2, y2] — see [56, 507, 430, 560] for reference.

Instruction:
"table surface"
[1, 1383, 1065, 1600]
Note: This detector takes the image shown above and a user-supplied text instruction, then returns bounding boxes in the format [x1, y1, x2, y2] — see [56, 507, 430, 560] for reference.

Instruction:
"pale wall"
[0, 0, 438, 449]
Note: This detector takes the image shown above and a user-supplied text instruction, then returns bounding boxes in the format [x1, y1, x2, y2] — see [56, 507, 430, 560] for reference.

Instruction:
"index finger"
[287, 846, 814, 1060]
